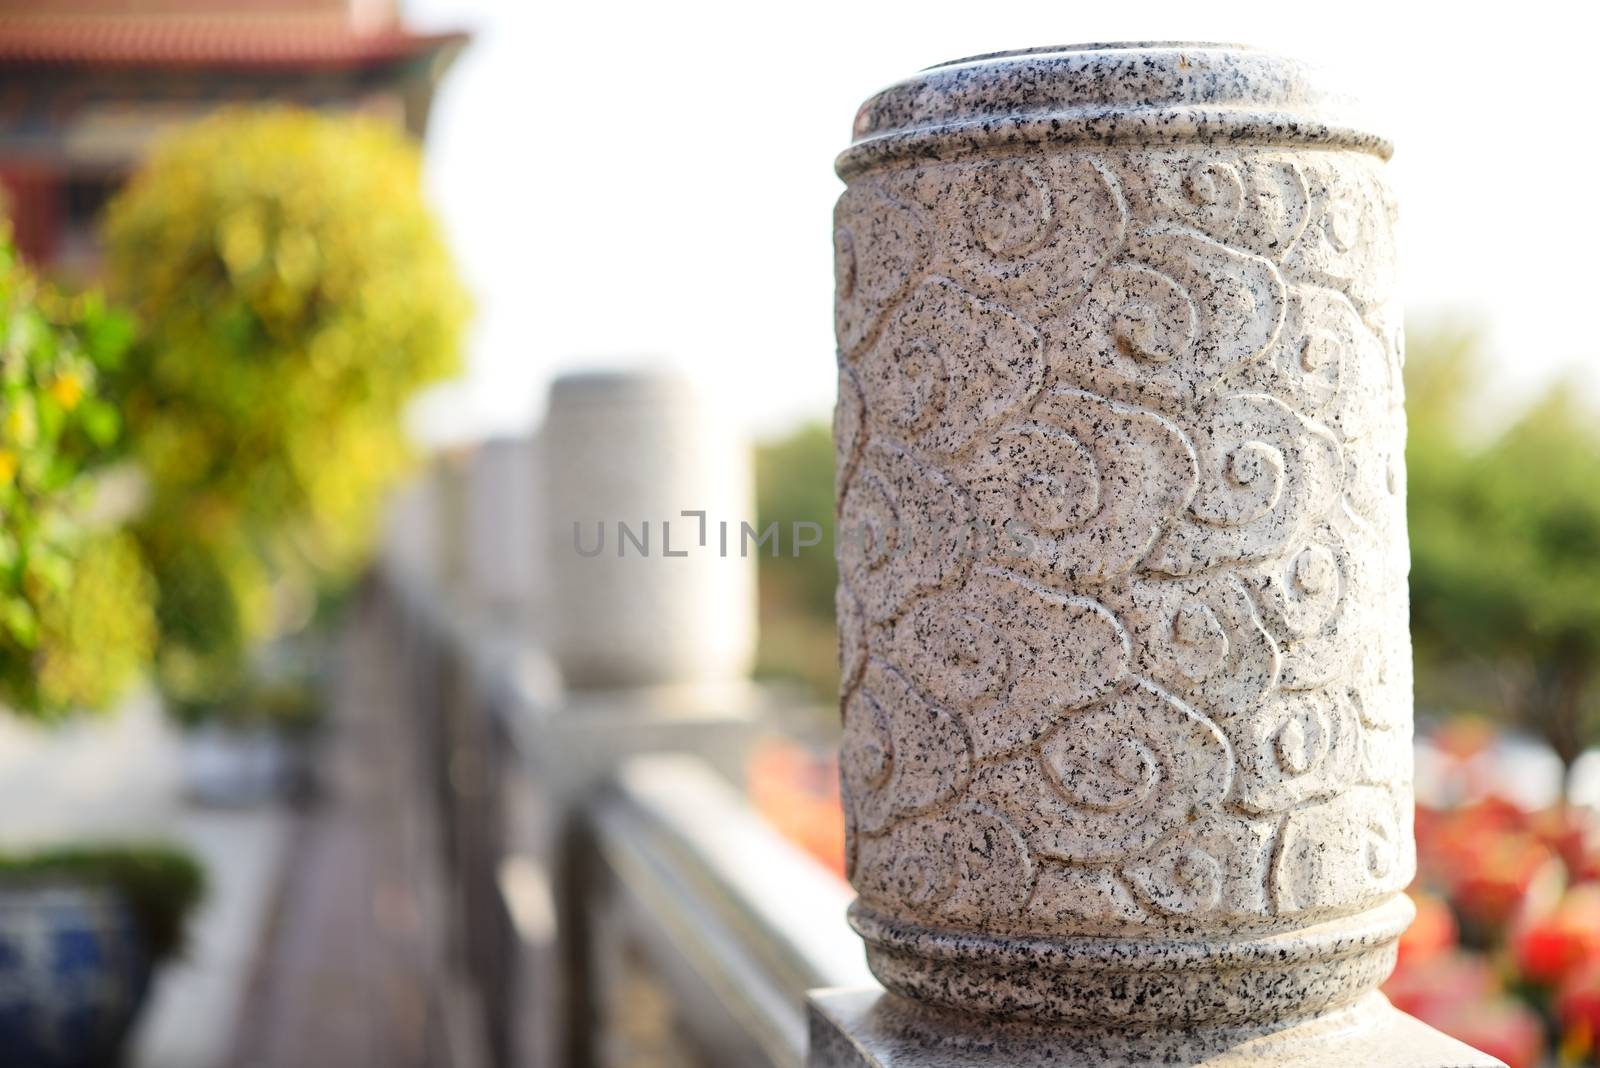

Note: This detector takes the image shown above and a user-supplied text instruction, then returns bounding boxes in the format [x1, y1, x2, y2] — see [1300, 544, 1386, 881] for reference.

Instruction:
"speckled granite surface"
[826, 42, 1499, 1065]
[808, 987, 1504, 1067]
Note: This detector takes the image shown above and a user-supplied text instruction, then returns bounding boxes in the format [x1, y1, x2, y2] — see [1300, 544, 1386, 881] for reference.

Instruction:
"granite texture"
[807, 988, 1504, 1067]
[836, 42, 1389, 182]
[828, 42, 1478, 1059]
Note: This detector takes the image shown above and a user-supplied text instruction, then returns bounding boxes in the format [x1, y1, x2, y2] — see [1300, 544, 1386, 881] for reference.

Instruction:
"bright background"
[405, 0, 1600, 445]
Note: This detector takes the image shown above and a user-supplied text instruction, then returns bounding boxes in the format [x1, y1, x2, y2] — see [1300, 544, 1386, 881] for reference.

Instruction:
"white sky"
[403, 0, 1599, 446]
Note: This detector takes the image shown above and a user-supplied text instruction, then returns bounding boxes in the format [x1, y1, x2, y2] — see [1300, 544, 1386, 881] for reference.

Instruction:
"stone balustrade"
[366, 53, 1504, 1064]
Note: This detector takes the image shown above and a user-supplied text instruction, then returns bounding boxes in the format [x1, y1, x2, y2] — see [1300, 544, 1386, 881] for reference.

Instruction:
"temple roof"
[0, 2, 464, 70]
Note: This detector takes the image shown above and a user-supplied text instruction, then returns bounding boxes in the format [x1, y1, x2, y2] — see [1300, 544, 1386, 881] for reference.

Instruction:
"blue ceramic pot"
[0, 884, 152, 1068]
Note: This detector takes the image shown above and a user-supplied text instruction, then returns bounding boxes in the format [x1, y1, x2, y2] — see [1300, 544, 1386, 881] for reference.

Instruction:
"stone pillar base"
[806, 987, 1506, 1068]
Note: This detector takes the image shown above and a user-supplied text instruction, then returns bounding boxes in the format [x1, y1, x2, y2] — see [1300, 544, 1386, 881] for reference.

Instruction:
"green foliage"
[1407, 331, 1600, 769]
[753, 421, 839, 701]
[32, 531, 158, 714]
[102, 106, 469, 712]
[756, 421, 838, 619]
[0, 843, 206, 960]
[137, 516, 273, 716]
[0, 228, 153, 716]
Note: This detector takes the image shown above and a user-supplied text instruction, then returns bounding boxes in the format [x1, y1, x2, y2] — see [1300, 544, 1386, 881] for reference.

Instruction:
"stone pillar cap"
[548, 369, 698, 406]
[837, 42, 1390, 179]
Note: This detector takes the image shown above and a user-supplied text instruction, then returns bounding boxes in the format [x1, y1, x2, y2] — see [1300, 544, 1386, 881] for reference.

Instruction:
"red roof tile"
[0, 16, 466, 70]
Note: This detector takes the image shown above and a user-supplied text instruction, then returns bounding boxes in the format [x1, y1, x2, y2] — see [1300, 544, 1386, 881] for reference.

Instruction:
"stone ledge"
[806, 987, 1506, 1068]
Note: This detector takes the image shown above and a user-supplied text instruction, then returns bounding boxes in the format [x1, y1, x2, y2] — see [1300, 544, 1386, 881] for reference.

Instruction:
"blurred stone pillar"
[381, 467, 443, 596]
[540, 370, 756, 693]
[464, 435, 542, 623]
[812, 43, 1501, 1066]
[531, 370, 762, 1068]
[434, 446, 473, 602]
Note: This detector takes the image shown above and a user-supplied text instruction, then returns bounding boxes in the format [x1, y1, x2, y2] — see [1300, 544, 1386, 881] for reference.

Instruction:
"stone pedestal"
[808, 988, 1500, 1067]
[540, 370, 756, 693]
[822, 42, 1501, 1067]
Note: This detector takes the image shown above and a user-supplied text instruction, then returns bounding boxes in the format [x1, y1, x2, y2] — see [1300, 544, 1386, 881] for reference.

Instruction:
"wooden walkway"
[226, 593, 478, 1068]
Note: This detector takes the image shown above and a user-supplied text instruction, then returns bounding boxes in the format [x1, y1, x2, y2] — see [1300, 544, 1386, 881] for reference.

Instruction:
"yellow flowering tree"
[103, 107, 468, 714]
[0, 228, 154, 716]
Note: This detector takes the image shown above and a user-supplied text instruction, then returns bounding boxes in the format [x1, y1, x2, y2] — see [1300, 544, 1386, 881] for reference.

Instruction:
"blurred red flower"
[1514, 883, 1600, 985]
[1396, 891, 1458, 971]
[1458, 840, 1561, 932]
[747, 739, 846, 879]
[1557, 960, 1600, 1061]
[1383, 949, 1497, 1021]
[1430, 817, 1560, 934]
[1529, 806, 1600, 882]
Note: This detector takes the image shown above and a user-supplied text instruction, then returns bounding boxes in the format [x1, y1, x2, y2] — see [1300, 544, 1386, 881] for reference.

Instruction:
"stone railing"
[370, 41, 1503, 1068]
[374, 554, 869, 1068]
[365, 570, 868, 1065]
[372, 368, 866, 1068]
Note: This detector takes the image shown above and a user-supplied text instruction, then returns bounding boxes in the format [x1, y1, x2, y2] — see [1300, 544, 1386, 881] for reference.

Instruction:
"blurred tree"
[135, 512, 274, 722]
[1408, 330, 1600, 793]
[101, 106, 468, 714]
[753, 421, 839, 704]
[0, 225, 153, 716]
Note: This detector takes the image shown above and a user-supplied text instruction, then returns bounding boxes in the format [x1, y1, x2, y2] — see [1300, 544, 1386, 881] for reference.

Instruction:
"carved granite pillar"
[541, 370, 756, 692]
[818, 43, 1500, 1066]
